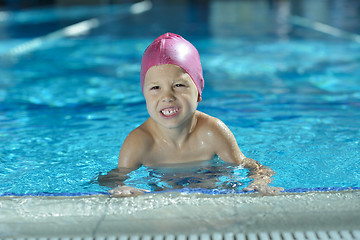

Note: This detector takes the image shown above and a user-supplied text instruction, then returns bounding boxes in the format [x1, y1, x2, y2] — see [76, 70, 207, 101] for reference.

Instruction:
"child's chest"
[142, 139, 215, 166]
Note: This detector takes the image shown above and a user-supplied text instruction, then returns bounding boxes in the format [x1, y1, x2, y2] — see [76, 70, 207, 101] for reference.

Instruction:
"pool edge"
[1, 190, 360, 238]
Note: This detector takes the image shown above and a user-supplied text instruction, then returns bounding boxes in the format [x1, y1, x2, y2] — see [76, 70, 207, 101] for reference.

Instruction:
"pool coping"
[1, 189, 360, 238]
[1, 186, 359, 197]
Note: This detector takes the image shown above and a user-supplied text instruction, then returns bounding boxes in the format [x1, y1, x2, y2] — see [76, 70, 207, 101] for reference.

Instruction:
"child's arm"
[210, 118, 283, 195]
[98, 167, 132, 189]
[98, 167, 149, 197]
[98, 128, 151, 197]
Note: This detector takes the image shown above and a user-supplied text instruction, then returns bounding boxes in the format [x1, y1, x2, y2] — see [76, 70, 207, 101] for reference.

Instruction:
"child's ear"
[198, 94, 202, 102]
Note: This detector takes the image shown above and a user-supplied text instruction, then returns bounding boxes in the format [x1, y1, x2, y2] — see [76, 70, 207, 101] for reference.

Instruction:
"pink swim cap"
[140, 33, 204, 98]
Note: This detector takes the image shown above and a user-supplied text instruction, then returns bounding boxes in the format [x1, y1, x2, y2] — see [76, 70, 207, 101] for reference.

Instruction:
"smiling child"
[99, 33, 283, 197]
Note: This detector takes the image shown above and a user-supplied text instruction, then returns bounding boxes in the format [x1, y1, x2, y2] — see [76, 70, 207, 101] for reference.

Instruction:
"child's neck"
[151, 112, 198, 148]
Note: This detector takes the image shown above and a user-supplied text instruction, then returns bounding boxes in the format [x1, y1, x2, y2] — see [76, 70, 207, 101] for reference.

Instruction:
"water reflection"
[0, 0, 359, 40]
[208, 0, 360, 39]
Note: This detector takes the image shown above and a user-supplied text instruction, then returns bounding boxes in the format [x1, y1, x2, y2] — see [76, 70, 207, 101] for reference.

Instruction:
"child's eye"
[175, 83, 186, 88]
[150, 86, 160, 90]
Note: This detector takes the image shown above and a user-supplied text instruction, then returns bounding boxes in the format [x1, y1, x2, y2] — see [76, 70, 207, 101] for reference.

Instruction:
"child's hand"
[244, 167, 284, 195]
[243, 183, 284, 195]
[109, 185, 150, 197]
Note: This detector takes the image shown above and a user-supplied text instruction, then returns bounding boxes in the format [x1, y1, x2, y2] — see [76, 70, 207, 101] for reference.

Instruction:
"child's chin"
[160, 122, 181, 129]
[152, 114, 185, 129]
[156, 119, 183, 129]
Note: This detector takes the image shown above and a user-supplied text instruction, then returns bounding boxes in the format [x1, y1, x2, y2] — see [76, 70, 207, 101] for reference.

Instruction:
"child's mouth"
[160, 107, 180, 118]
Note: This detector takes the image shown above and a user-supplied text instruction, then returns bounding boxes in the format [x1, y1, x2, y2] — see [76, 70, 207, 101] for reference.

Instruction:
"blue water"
[0, 2, 360, 196]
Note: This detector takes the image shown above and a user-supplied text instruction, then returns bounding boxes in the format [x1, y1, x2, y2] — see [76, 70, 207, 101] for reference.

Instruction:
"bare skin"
[98, 64, 283, 197]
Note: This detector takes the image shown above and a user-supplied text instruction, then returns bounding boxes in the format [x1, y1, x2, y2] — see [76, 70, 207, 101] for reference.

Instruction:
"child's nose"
[161, 89, 175, 102]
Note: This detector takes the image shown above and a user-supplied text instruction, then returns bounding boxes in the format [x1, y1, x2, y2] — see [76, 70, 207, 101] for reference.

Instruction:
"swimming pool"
[0, 0, 360, 238]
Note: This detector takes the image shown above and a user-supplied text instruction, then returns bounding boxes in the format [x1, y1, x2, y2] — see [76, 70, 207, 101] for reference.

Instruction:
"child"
[99, 33, 283, 197]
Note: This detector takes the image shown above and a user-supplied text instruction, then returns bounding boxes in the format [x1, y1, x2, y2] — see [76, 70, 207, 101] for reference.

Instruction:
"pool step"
[4, 230, 360, 240]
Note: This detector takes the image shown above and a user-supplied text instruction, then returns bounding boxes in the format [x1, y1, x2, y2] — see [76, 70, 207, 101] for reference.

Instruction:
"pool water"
[0, 2, 360, 196]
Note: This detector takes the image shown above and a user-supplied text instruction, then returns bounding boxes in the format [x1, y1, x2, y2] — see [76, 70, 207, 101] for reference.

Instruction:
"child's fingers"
[243, 184, 283, 195]
[258, 186, 284, 196]
[109, 186, 150, 197]
[243, 183, 257, 192]
[242, 187, 254, 192]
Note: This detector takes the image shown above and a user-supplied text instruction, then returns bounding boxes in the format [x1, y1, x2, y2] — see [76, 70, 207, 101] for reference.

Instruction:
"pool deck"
[1, 190, 360, 238]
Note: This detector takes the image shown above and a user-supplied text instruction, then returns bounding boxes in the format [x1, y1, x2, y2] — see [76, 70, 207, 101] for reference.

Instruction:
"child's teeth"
[162, 108, 178, 116]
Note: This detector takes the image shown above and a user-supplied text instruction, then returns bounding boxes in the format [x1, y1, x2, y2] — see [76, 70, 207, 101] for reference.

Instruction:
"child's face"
[143, 64, 199, 129]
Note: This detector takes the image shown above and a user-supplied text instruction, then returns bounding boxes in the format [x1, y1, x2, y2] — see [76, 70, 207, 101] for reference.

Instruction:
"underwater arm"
[212, 118, 283, 195]
[98, 167, 149, 197]
[98, 129, 151, 197]
[241, 158, 283, 195]
[98, 167, 133, 189]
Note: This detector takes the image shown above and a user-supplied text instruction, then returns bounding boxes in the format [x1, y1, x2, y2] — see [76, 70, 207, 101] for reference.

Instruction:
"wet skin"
[99, 64, 283, 197]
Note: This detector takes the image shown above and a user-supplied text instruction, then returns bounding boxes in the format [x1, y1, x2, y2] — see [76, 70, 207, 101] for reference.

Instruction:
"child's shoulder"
[118, 123, 154, 168]
[196, 111, 233, 139]
[126, 124, 154, 146]
[196, 111, 227, 130]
